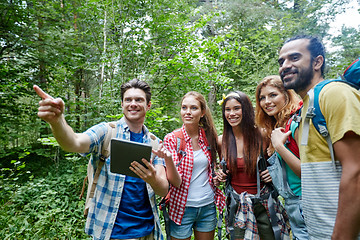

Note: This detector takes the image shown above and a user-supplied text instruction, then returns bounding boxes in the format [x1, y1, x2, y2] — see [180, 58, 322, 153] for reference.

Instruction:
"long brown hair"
[221, 91, 261, 176]
[255, 75, 301, 153]
[181, 91, 219, 165]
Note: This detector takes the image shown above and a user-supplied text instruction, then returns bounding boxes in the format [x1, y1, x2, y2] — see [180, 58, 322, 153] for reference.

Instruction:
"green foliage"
[0, 154, 89, 239]
[0, 150, 31, 200]
[145, 102, 181, 139]
[1, 0, 358, 237]
[2, 0, 355, 148]
[38, 137, 60, 147]
[327, 25, 360, 79]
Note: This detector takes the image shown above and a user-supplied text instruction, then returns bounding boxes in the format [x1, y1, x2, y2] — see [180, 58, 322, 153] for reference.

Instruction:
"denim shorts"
[170, 202, 217, 239]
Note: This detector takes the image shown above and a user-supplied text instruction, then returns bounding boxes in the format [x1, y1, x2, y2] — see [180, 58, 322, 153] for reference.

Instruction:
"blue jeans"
[267, 153, 308, 240]
[169, 203, 217, 239]
[284, 198, 308, 240]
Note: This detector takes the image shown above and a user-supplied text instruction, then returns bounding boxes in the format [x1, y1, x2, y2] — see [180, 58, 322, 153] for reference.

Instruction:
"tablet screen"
[110, 138, 152, 178]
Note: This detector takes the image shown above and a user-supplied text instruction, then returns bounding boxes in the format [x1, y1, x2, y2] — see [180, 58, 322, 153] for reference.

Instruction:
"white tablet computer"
[110, 138, 152, 178]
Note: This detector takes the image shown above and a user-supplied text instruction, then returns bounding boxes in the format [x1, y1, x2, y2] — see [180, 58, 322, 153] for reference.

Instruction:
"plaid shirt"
[163, 126, 226, 225]
[81, 117, 164, 240]
[230, 186, 291, 240]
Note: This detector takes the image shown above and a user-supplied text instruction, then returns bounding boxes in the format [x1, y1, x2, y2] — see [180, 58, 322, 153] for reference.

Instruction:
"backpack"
[300, 57, 360, 168]
[284, 103, 302, 158]
[79, 122, 160, 217]
[79, 122, 117, 217]
[159, 129, 186, 240]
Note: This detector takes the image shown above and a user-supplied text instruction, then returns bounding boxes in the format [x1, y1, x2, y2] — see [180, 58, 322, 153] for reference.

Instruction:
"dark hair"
[182, 91, 219, 165]
[120, 79, 151, 103]
[221, 91, 261, 176]
[284, 35, 326, 77]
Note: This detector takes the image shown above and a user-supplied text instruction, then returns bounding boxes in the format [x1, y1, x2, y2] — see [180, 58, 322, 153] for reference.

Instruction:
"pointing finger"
[33, 85, 54, 100]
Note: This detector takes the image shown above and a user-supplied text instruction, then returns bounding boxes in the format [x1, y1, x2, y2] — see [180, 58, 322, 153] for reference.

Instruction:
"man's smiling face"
[121, 88, 151, 124]
[278, 38, 314, 93]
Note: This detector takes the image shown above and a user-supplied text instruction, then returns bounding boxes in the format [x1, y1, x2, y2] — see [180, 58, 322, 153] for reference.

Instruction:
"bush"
[0, 153, 90, 239]
[0, 150, 227, 239]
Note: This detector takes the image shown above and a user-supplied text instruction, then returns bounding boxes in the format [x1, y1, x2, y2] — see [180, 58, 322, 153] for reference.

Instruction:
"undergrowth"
[0, 148, 227, 239]
[0, 152, 90, 239]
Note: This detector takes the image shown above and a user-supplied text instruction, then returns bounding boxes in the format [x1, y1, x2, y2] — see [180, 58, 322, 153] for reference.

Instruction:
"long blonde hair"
[181, 91, 219, 164]
[255, 75, 301, 153]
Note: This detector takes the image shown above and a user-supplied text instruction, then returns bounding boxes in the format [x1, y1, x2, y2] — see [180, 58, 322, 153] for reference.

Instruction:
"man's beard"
[281, 63, 313, 93]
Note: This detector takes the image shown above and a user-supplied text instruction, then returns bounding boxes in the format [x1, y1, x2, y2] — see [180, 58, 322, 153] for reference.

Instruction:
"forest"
[1, 0, 359, 239]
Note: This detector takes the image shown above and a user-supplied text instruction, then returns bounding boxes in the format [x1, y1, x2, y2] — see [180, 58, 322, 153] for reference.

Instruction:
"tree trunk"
[38, 13, 46, 85]
[99, 10, 107, 99]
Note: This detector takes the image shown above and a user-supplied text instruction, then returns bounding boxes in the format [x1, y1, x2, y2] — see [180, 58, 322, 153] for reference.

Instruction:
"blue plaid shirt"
[81, 117, 164, 240]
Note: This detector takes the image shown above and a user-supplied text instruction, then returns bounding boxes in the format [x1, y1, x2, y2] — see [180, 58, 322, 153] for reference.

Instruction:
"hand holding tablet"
[110, 138, 152, 178]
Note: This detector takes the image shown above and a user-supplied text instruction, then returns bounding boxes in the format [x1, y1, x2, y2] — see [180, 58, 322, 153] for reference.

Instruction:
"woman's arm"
[271, 127, 301, 177]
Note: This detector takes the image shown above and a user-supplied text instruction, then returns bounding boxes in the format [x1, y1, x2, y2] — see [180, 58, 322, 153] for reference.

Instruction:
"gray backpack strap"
[176, 137, 181, 153]
[301, 89, 315, 146]
[267, 193, 281, 240]
[325, 135, 336, 169]
[256, 147, 281, 239]
[176, 137, 182, 167]
[301, 89, 336, 169]
[317, 125, 336, 169]
[222, 160, 237, 240]
[255, 157, 261, 198]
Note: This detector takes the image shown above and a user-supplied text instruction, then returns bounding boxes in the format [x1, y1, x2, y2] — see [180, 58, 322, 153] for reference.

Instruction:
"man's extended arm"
[332, 131, 360, 240]
[34, 85, 91, 153]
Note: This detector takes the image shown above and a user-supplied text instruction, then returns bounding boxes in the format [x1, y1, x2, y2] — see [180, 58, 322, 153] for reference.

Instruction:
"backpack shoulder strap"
[285, 114, 300, 140]
[255, 138, 266, 197]
[174, 128, 187, 167]
[289, 118, 299, 138]
[100, 121, 117, 160]
[301, 87, 316, 146]
[301, 79, 336, 146]
[173, 129, 185, 152]
[285, 99, 302, 140]
[302, 58, 360, 169]
[302, 80, 337, 168]
[284, 117, 292, 133]
[173, 129, 186, 167]
[311, 79, 356, 136]
[90, 122, 117, 198]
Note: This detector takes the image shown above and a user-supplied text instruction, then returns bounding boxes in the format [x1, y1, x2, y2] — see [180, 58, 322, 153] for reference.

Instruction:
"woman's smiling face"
[224, 98, 242, 128]
[259, 85, 287, 117]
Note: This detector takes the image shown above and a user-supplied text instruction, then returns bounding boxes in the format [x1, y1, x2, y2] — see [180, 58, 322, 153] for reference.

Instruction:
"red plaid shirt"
[163, 126, 226, 225]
